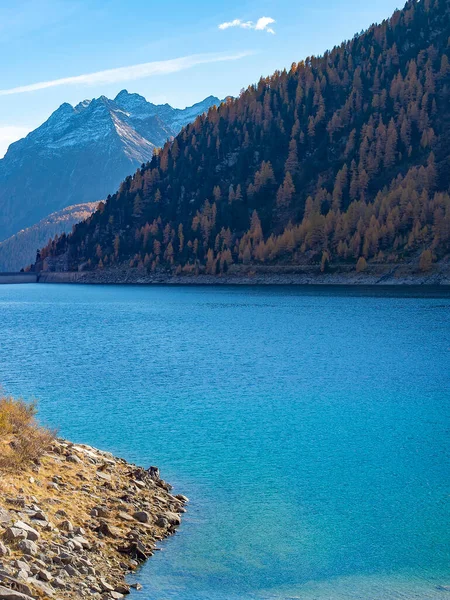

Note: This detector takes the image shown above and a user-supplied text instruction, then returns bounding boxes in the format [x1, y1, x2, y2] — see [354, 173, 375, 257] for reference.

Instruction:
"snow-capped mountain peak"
[0, 91, 222, 242]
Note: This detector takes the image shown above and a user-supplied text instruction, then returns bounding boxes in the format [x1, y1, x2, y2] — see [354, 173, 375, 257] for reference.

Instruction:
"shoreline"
[0, 438, 187, 599]
[36, 264, 450, 286]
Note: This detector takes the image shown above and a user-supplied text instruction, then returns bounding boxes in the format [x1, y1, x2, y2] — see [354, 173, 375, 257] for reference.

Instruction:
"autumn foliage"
[34, 0, 450, 276]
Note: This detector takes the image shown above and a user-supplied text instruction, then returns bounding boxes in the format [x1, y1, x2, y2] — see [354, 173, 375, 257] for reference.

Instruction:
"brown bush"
[0, 396, 55, 471]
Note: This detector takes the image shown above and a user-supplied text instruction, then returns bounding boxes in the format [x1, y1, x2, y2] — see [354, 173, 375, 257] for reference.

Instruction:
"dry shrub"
[0, 396, 55, 471]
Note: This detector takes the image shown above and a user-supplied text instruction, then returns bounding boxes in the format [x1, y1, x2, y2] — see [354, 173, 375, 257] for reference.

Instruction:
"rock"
[17, 540, 37, 556]
[91, 506, 110, 518]
[96, 522, 122, 539]
[30, 511, 46, 522]
[72, 536, 90, 550]
[11, 561, 30, 573]
[132, 512, 150, 524]
[147, 466, 160, 480]
[37, 570, 52, 583]
[99, 578, 114, 592]
[0, 509, 12, 526]
[64, 565, 79, 577]
[66, 454, 81, 464]
[130, 582, 142, 590]
[58, 552, 73, 565]
[46, 483, 59, 491]
[175, 494, 189, 503]
[0, 576, 33, 597]
[117, 512, 134, 522]
[55, 510, 67, 518]
[0, 543, 9, 557]
[0, 585, 35, 600]
[110, 593, 124, 599]
[96, 472, 111, 482]
[59, 520, 73, 533]
[73, 526, 85, 536]
[30, 580, 54, 597]
[162, 512, 181, 527]
[3, 528, 27, 543]
[155, 516, 168, 528]
[12, 523, 39, 542]
[51, 578, 66, 590]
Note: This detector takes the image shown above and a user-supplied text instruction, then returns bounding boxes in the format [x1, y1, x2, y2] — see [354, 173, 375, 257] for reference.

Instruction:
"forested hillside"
[33, 0, 450, 277]
[0, 203, 97, 272]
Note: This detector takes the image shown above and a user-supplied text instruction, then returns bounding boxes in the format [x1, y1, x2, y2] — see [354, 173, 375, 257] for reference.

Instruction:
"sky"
[0, 0, 404, 158]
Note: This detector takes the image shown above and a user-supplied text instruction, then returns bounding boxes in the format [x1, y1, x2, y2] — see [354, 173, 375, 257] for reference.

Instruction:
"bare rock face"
[0, 438, 187, 599]
[0, 92, 220, 244]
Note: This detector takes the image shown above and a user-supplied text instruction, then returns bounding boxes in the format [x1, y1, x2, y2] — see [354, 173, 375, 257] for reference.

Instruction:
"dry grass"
[0, 396, 55, 471]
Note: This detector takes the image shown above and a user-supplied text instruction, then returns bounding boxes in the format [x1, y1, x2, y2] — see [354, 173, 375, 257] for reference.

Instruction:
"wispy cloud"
[219, 17, 276, 35]
[0, 126, 30, 158]
[0, 52, 252, 97]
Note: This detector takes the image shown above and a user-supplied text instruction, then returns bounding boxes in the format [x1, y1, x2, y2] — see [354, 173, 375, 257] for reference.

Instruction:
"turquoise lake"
[0, 284, 449, 599]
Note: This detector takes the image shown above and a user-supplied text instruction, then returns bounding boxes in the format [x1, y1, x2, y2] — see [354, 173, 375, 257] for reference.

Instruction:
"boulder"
[0, 509, 12, 526]
[162, 512, 181, 526]
[66, 454, 81, 464]
[0, 576, 32, 597]
[17, 540, 37, 556]
[51, 578, 66, 590]
[30, 512, 46, 522]
[12, 523, 39, 542]
[37, 570, 52, 583]
[3, 528, 27, 543]
[175, 494, 189, 503]
[147, 466, 160, 480]
[91, 506, 110, 518]
[130, 583, 142, 590]
[71, 536, 90, 550]
[117, 512, 134, 522]
[59, 520, 73, 533]
[155, 516, 168, 528]
[0, 585, 35, 600]
[99, 578, 114, 592]
[132, 512, 150, 524]
[96, 522, 121, 539]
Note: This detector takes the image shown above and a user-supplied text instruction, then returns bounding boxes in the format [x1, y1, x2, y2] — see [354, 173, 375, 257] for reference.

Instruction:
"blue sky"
[0, 0, 403, 157]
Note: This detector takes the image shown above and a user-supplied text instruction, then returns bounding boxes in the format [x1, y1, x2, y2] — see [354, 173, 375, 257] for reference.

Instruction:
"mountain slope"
[0, 93, 220, 242]
[0, 203, 98, 272]
[34, 0, 450, 278]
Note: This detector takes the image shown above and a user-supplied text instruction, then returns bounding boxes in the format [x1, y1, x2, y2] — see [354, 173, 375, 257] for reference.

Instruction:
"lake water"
[0, 284, 449, 599]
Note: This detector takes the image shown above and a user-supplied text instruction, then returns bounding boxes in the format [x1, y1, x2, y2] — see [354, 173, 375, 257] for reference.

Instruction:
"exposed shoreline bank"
[0, 438, 186, 599]
[35, 263, 450, 286]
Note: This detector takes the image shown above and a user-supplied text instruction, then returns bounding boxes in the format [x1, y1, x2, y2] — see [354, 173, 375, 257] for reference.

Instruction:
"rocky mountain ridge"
[0, 91, 221, 242]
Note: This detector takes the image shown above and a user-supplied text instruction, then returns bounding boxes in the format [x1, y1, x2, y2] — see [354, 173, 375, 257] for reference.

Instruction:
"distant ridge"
[0, 202, 99, 271]
[0, 92, 221, 242]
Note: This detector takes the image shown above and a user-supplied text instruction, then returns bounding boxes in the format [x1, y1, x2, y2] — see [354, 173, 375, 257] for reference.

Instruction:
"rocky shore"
[0, 439, 187, 600]
[37, 261, 450, 286]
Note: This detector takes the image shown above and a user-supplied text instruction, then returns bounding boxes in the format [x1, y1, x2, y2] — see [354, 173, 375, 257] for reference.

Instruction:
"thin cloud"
[219, 17, 276, 35]
[0, 52, 252, 97]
